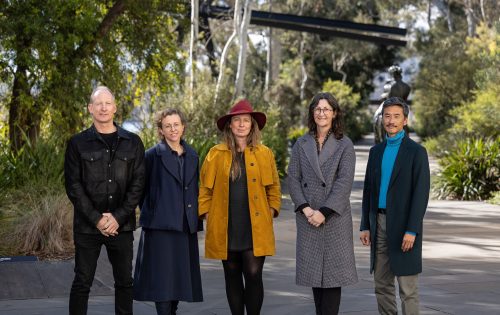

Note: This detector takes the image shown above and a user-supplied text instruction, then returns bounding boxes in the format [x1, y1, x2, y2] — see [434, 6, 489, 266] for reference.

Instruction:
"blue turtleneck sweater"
[378, 130, 405, 209]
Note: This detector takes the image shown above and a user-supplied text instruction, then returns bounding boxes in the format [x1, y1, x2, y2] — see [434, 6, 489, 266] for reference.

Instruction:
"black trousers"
[69, 231, 134, 315]
[312, 287, 341, 315]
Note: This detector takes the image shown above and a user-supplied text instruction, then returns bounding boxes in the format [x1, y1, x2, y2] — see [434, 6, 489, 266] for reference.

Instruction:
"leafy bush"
[0, 136, 64, 192]
[435, 137, 499, 201]
[448, 82, 500, 139]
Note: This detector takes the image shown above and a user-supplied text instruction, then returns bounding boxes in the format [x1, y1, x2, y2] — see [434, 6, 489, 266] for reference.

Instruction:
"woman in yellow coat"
[199, 99, 281, 315]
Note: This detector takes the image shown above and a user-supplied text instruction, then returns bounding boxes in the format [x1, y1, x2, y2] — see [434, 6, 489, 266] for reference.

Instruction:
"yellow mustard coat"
[199, 143, 281, 259]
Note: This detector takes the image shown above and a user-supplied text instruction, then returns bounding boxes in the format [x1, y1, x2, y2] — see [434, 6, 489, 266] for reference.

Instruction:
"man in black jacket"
[65, 86, 145, 315]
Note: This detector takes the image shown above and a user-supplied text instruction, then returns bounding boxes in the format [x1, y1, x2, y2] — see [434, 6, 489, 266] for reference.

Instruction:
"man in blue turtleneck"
[360, 97, 430, 315]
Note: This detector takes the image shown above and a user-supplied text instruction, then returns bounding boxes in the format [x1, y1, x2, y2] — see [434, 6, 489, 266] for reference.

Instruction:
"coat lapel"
[373, 142, 386, 195]
[184, 148, 198, 185]
[319, 136, 338, 167]
[301, 134, 325, 183]
[157, 142, 182, 184]
[388, 136, 408, 189]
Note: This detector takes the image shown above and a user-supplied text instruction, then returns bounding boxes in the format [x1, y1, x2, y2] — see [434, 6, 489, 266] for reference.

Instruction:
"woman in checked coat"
[287, 92, 358, 315]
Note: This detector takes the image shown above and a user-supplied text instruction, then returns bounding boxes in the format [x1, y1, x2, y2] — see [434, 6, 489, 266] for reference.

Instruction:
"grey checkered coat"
[287, 133, 358, 288]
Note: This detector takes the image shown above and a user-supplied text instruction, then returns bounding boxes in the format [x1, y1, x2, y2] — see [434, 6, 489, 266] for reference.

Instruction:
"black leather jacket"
[64, 124, 145, 234]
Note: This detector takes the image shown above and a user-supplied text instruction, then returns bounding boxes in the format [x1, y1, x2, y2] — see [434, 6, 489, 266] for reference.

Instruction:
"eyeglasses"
[314, 107, 334, 115]
[163, 123, 182, 131]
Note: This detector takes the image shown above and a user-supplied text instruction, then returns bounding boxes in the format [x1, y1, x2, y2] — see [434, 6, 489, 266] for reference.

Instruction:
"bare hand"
[302, 206, 315, 218]
[269, 208, 276, 218]
[102, 213, 119, 236]
[401, 233, 416, 252]
[308, 211, 325, 227]
[96, 215, 111, 237]
[360, 230, 371, 246]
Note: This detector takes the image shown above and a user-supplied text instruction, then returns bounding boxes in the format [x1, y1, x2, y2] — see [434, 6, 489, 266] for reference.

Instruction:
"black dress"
[227, 152, 253, 251]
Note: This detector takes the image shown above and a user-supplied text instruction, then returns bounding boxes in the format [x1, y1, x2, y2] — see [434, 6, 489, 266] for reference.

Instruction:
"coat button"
[252, 178, 256, 182]
[108, 179, 112, 182]
[255, 212, 260, 216]
[254, 195, 258, 200]
[304, 183, 307, 187]
[250, 163, 254, 166]
[184, 186, 188, 190]
[322, 183, 326, 187]
[188, 204, 192, 208]
[109, 195, 113, 199]
[90, 158, 94, 161]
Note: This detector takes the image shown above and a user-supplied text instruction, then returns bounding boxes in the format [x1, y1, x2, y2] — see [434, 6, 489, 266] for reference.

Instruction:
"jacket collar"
[155, 140, 197, 184]
[87, 122, 130, 141]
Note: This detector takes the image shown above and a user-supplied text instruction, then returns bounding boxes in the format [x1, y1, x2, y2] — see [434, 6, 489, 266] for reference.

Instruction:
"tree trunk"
[464, 0, 476, 37]
[189, 0, 199, 108]
[433, 0, 454, 32]
[7, 0, 128, 152]
[234, 0, 252, 99]
[264, 0, 273, 93]
[199, 3, 218, 78]
[214, 0, 242, 105]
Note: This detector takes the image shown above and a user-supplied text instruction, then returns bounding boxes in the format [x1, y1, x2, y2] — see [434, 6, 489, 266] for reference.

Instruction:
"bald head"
[90, 86, 115, 104]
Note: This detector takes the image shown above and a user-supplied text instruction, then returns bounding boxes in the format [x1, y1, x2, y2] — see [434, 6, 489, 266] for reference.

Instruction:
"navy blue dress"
[133, 143, 203, 302]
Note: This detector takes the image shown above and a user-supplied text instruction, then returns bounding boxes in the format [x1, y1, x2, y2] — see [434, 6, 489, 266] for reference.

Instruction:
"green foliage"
[0, 136, 69, 258]
[288, 126, 308, 143]
[0, 0, 187, 146]
[448, 83, 500, 138]
[489, 191, 500, 205]
[0, 136, 64, 193]
[412, 21, 477, 138]
[322, 79, 370, 141]
[260, 102, 288, 177]
[435, 137, 500, 201]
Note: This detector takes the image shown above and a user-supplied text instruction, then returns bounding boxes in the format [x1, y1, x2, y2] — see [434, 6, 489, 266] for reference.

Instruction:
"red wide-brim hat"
[216, 99, 267, 131]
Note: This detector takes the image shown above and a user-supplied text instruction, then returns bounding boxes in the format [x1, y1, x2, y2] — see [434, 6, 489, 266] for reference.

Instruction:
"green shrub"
[0, 137, 64, 193]
[435, 137, 499, 201]
[448, 82, 500, 139]
[489, 191, 500, 205]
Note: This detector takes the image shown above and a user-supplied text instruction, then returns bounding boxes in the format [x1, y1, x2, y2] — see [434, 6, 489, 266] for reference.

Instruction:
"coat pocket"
[81, 151, 105, 181]
[114, 150, 135, 180]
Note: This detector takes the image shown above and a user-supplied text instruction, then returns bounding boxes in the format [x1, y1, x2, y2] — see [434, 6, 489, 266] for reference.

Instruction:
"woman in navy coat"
[133, 108, 202, 315]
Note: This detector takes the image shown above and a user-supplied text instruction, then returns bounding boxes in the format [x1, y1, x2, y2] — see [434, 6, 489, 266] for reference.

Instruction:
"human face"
[383, 105, 407, 137]
[230, 114, 252, 140]
[88, 90, 116, 125]
[159, 114, 184, 145]
[313, 99, 336, 130]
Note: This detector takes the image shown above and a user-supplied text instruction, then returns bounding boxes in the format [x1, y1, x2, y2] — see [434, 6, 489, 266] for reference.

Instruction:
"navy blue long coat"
[139, 141, 199, 232]
[360, 136, 430, 276]
[134, 140, 203, 302]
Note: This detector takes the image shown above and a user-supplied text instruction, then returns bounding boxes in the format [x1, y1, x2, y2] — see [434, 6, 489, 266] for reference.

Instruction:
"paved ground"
[1, 134, 499, 314]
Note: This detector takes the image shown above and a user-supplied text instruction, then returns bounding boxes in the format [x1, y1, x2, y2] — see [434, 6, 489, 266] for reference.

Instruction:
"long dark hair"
[222, 116, 261, 180]
[307, 92, 344, 140]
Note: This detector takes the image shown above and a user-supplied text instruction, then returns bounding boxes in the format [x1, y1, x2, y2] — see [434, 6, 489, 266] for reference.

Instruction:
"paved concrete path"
[1, 134, 499, 314]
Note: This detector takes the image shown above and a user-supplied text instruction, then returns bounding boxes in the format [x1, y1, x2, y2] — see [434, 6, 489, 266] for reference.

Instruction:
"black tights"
[312, 287, 341, 315]
[222, 250, 265, 315]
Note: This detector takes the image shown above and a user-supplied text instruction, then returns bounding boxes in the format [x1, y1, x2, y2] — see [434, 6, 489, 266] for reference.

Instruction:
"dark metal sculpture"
[373, 65, 411, 143]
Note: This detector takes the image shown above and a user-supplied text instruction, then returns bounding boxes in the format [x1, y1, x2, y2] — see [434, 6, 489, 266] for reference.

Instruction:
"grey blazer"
[287, 133, 358, 287]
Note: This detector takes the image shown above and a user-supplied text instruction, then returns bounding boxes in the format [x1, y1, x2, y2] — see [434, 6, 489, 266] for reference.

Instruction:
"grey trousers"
[375, 214, 419, 315]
